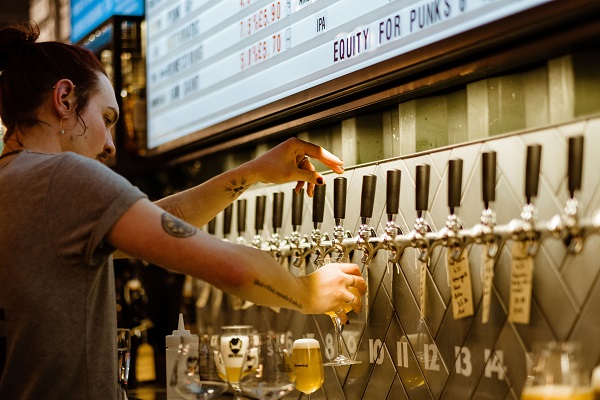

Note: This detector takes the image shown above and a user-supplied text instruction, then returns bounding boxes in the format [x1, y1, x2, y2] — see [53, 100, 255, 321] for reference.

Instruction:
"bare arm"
[154, 137, 344, 228]
[107, 198, 365, 318]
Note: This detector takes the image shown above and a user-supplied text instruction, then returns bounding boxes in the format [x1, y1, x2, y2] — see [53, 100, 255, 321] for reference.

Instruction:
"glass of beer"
[219, 325, 254, 399]
[292, 338, 324, 399]
[521, 341, 593, 400]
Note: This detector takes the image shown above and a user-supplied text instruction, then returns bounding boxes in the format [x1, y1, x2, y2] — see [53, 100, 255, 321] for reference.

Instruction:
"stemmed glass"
[171, 335, 229, 400]
[317, 255, 361, 366]
[238, 332, 296, 400]
[219, 325, 254, 399]
[292, 338, 324, 399]
[117, 328, 131, 399]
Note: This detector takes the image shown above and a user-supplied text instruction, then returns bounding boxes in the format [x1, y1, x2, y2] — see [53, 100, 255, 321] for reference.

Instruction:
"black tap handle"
[482, 151, 496, 208]
[237, 199, 247, 234]
[207, 217, 216, 235]
[525, 144, 542, 204]
[312, 184, 326, 224]
[568, 136, 584, 198]
[333, 177, 347, 220]
[291, 189, 303, 228]
[360, 174, 377, 219]
[386, 169, 401, 216]
[448, 159, 463, 212]
[272, 192, 284, 230]
[415, 164, 430, 213]
[255, 195, 266, 232]
[223, 204, 233, 236]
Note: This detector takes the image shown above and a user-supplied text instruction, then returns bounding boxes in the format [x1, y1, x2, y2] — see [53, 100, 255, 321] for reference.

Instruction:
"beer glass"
[317, 256, 361, 366]
[220, 325, 254, 399]
[238, 332, 295, 400]
[292, 338, 324, 399]
[521, 341, 593, 400]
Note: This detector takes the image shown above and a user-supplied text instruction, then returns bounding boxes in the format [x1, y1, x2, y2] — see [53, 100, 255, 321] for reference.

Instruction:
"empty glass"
[239, 332, 295, 400]
[521, 341, 593, 400]
[170, 335, 229, 400]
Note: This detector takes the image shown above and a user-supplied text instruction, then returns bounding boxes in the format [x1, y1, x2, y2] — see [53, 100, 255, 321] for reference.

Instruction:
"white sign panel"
[145, 0, 552, 150]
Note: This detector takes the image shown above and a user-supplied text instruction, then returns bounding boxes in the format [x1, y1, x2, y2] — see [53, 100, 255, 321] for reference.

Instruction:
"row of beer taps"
[207, 136, 600, 268]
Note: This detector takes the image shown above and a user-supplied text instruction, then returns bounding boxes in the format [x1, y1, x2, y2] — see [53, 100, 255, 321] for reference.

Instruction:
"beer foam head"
[293, 338, 320, 350]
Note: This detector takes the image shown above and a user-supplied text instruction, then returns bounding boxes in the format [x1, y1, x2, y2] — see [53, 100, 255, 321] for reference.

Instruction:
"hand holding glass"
[292, 338, 324, 399]
[318, 256, 361, 366]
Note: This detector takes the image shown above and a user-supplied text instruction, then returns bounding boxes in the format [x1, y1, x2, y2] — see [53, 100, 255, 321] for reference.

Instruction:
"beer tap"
[331, 177, 353, 260]
[207, 216, 216, 237]
[251, 195, 266, 250]
[222, 203, 233, 242]
[289, 189, 308, 267]
[549, 136, 585, 254]
[509, 144, 542, 256]
[468, 152, 501, 257]
[411, 164, 432, 263]
[432, 159, 465, 260]
[383, 169, 403, 270]
[235, 198, 247, 245]
[356, 174, 380, 265]
[310, 184, 328, 267]
[268, 192, 285, 260]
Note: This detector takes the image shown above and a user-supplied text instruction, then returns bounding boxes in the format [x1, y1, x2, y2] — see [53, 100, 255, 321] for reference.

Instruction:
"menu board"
[145, 0, 551, 151]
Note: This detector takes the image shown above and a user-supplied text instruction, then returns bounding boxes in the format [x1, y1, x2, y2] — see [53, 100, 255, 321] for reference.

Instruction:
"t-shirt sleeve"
[46, 153, 147, 266]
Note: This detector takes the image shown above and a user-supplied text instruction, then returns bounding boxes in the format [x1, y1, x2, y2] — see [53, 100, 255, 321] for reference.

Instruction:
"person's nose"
[104, 133, 116, 158]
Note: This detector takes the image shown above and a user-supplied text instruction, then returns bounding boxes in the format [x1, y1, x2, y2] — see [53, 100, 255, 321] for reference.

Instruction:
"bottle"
[166, 313, 197, 400]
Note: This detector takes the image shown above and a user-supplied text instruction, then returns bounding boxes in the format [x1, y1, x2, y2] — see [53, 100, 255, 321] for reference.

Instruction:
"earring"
[59, 116, 66, 135]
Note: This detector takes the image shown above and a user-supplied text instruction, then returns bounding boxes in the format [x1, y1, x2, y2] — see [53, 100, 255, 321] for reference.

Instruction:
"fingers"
[295, 139, 345, 174]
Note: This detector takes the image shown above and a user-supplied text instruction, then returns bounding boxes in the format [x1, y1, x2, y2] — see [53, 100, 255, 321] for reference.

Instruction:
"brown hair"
[0, 22, 108, 143]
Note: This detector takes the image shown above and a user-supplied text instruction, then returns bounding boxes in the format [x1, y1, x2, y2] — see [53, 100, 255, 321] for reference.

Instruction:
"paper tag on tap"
[447, 250, 474, 319]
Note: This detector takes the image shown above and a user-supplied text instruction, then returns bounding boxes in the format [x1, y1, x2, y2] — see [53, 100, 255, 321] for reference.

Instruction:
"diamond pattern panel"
[210, 117, 600, 399]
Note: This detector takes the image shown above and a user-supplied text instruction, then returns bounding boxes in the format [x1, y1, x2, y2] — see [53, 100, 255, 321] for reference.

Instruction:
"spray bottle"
[165, 313, 197, 399]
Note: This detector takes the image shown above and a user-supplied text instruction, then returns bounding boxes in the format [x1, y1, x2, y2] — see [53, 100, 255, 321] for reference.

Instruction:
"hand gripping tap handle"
[448, 159, 463, 214]
[237, 198, 247, 235]
[482, 152, 496, 209]
[333, 177, 347, 225]
[568, 136, 584, 199]
[416, 164, 430, 217]
[525, 145, 542, 204]
[255, 195, 266, 234]
[360, 174, 377, 221]
[312, 184, 326, 228]
[291, 189, 303, 229]
[223, 203, 233, 237]
[272, 191, 285, 231]
[386, 169, 401, 218]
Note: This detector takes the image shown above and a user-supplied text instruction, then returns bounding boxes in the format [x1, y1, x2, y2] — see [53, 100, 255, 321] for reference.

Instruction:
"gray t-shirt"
[0, 151, 147, 399]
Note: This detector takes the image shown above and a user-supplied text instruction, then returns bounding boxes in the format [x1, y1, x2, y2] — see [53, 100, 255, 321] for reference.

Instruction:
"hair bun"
[0, 22, 40, 69]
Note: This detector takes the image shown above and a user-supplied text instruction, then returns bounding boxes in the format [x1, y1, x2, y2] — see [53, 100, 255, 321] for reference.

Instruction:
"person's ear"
[52, 79, 76, 115]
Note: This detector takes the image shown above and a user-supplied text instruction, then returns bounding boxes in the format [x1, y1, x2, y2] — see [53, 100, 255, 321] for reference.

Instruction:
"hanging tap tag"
[481, 244, 495, 324]
[419, 258, 427, 319]
[447, 250, 474, 319]
[508, 241, 534, 324]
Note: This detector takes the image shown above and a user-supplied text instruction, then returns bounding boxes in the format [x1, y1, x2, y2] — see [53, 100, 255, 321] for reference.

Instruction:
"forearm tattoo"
[225, 177, 249, 199]
[253, 279, 303, 310]
[161, 213, 197, 238]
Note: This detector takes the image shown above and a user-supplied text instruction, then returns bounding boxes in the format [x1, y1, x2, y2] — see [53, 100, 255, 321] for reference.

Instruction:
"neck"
[2, 127, 61, 156]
